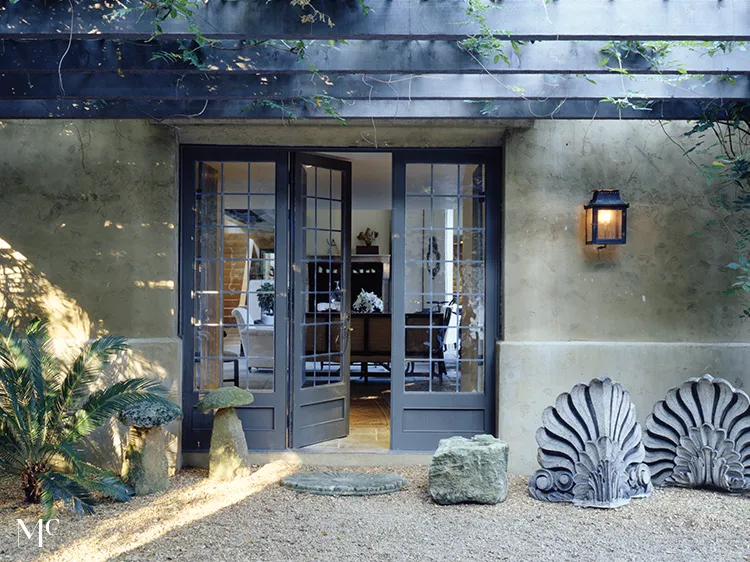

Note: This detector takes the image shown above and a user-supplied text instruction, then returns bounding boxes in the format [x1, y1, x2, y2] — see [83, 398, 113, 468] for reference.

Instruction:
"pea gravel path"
[1, 464, 748, 562]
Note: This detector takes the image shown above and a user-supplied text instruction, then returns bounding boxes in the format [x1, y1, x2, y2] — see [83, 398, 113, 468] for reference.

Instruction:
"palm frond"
[0, 318, 29, 372]
[24, 328, 47, 446]
[0, 437, 25, 472]
[38, 471, 97, 518]
[0, 367, 32, 449]
[0, 319, 161, 517]
[53, 335, 130, 418]
[67, 378, 168, 440]
[39, 441, 85, 471]
[73, 466, 133, 502]
[39, 482, 57, 521]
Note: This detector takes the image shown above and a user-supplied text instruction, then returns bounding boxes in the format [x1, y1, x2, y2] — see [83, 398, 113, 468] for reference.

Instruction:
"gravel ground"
[1, 465, 749, 562]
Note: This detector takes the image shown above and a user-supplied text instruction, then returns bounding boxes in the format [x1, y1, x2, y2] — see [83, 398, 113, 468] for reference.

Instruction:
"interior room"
[197, 152, 484, 451]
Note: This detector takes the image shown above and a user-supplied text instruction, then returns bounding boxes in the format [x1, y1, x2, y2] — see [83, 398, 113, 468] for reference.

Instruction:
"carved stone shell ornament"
[644, 374, 750, 493]
[529, 377, 653, 508]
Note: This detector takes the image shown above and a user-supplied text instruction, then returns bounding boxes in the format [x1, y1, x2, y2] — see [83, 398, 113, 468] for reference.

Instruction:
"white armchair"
[232, 307, 274, 371]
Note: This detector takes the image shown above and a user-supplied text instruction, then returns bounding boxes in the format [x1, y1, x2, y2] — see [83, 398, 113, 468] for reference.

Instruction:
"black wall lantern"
[584, 190, 629, 246]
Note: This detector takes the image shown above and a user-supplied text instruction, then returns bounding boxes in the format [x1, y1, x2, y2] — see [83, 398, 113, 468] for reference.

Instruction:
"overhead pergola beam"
[1, 72, 747, 101]
[0, 98, 744, 120]
[2, 39, 750, 76]
[2, 0, 749, 41]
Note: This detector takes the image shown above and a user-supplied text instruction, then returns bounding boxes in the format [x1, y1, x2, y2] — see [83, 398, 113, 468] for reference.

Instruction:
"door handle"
[342, 314, 352, 353]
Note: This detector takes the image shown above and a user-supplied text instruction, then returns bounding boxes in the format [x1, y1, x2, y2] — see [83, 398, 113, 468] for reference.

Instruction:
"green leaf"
[39, 472, 96, 518]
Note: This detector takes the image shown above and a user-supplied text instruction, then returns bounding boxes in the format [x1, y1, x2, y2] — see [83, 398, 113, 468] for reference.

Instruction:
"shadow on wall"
[0, 236, 179, 473]
[0, 236, 91, 342]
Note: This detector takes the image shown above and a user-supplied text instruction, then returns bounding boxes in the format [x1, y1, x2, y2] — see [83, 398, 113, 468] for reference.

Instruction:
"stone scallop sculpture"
[529, 377, 652, 508]
[644, 374, 750, 492]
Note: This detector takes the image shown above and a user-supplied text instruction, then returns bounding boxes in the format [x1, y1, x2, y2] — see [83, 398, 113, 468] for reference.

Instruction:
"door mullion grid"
[427, 164, 434, 393]
[218, 162, 225, 390]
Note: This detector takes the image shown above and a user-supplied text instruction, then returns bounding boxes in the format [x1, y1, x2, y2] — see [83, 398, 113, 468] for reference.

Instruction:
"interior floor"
[300, 380, 391, 451]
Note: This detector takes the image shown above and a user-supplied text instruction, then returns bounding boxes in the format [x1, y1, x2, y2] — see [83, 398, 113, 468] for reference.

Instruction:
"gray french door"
[180, 147, 289, 452]
[290, 153, 353, 448]
[391, 150, 500, 451]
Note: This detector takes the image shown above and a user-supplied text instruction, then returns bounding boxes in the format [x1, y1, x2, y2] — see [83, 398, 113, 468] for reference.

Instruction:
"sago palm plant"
[0, 317, 171, 518]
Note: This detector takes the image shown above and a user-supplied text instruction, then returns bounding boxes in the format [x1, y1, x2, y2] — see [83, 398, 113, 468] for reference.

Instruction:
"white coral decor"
[352, 289, 384, 313]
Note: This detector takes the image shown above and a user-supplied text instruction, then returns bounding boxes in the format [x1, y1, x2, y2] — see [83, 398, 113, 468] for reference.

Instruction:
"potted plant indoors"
[257, 281, 275, 325]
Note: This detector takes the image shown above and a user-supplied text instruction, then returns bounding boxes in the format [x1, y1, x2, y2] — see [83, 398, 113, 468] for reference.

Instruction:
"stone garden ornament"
[119, 400, 183, 495]
[529, 377, 652, 508]
[644, 374, 750, 492]
[196, 386, 255, 481]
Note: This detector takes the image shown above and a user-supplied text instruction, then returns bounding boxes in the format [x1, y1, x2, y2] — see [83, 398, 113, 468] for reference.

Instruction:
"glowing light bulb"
[598, 209, 614, 225]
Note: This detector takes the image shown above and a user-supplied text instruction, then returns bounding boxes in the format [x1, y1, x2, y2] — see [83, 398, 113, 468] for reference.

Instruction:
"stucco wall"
[499, 120, 750, 475]
[3, 118, 747, 476]
[0, 120, 181, 471]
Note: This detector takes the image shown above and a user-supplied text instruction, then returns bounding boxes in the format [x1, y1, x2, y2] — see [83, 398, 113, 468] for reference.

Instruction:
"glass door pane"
[404, 163, 486, 393]
[193, 161, 277, 392]
[301, 165, 347, 387]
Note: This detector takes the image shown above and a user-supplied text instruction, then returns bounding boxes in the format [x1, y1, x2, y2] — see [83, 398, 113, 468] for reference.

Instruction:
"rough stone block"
[429, 434, 509, 505]
[208, 407, 252, 481]
[122, 427, 169, 495]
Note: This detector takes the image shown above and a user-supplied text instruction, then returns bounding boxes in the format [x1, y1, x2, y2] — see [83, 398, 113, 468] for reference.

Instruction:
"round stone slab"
[281, 471, 406, 496]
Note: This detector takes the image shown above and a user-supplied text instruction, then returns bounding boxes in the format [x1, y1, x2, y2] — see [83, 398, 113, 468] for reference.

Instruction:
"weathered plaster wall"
[0, 120, 181, 471]
[499, 120, 750, 474]
[4, 117, 746, 477]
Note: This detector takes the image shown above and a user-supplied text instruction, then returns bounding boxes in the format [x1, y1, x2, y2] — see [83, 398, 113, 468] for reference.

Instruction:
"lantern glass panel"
[596, 208, 623, 240]
[585, 207, 593, 243]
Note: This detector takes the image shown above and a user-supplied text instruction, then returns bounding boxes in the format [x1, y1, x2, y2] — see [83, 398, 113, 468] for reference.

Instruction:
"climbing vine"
[4, 0, 749, 314]
[595, 39, 749, 317]
[682, 103, 750, 317]
[458, 0, 525, 66]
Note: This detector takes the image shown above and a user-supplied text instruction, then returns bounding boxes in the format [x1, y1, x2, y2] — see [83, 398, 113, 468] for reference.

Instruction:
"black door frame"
[391, 149, 501, 450]
[180, 146, 290, 452]
[179, 146, 501, 453]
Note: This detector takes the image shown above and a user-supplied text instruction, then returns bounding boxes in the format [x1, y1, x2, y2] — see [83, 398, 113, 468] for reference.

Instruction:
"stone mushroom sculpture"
[118, 400, 183, 495]
[196, 387, 255, 481]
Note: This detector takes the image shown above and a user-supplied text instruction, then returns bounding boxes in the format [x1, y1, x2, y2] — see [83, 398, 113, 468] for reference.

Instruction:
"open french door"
[290, 153, 353, 448]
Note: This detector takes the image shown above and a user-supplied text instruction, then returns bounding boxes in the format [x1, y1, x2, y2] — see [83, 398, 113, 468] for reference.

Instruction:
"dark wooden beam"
[3, 39, 750, 76]
[1, 71, 747, 101]
[1, 0, 748, 41]
[0, 98, 743, 120]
